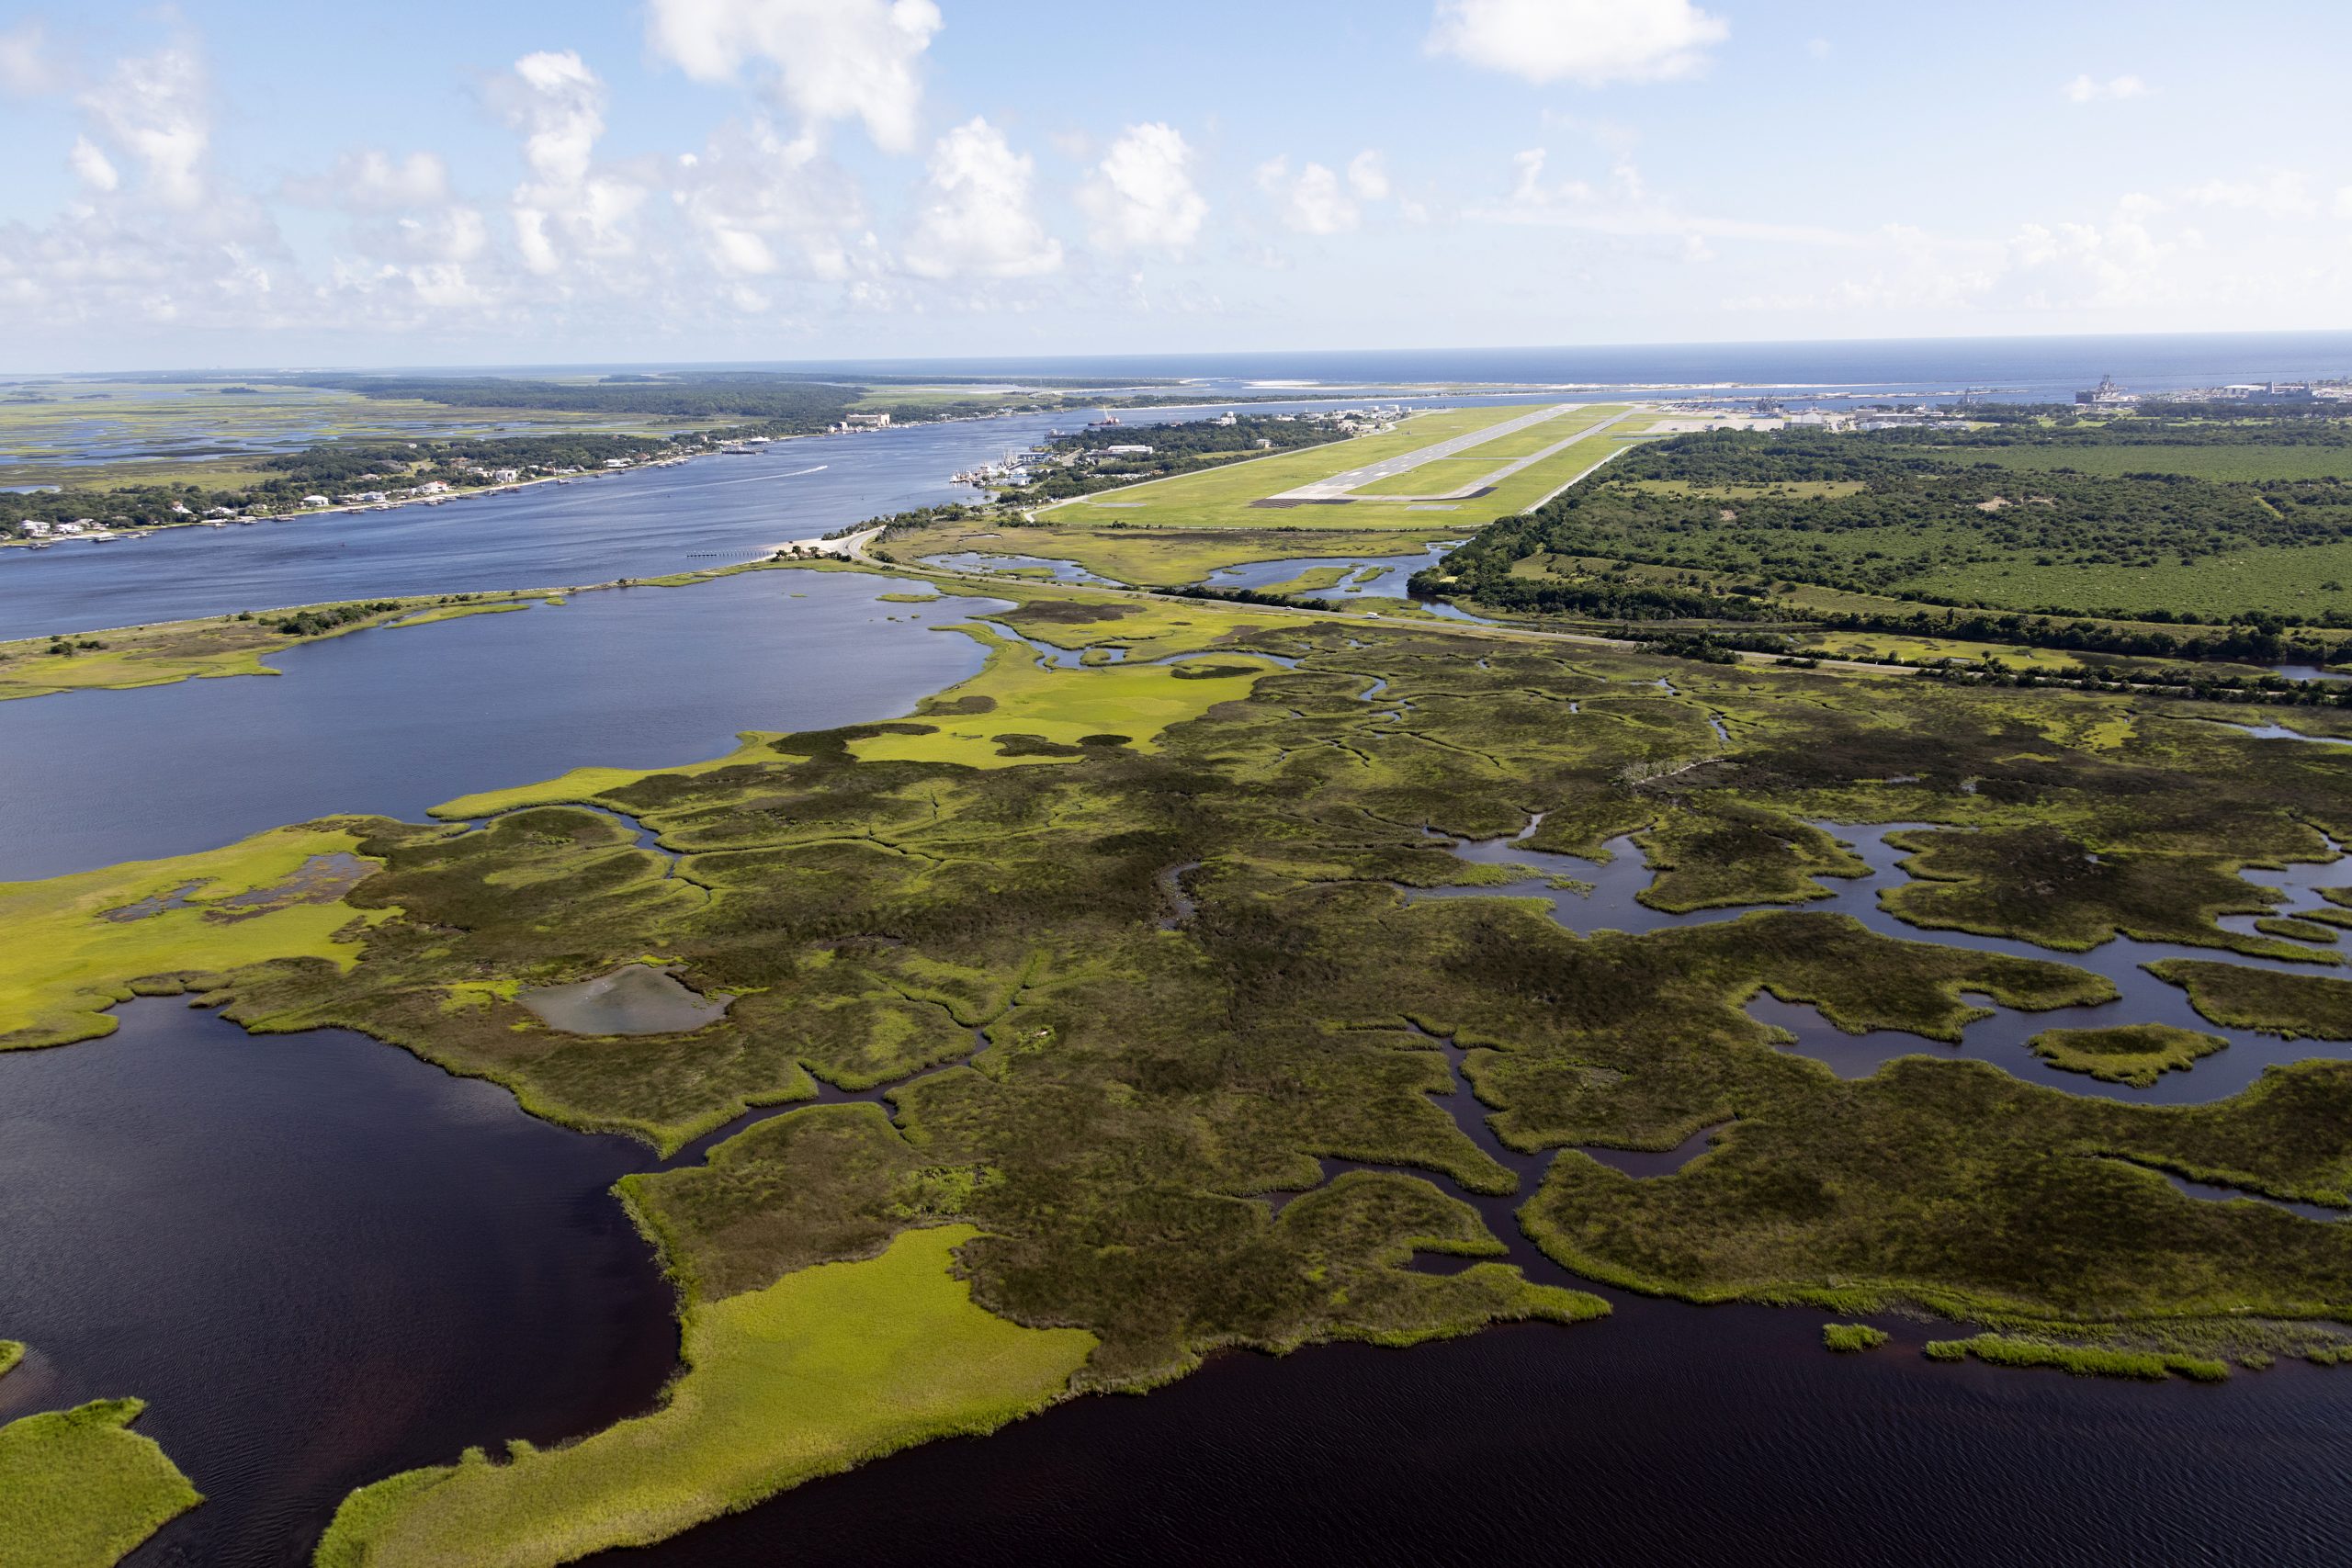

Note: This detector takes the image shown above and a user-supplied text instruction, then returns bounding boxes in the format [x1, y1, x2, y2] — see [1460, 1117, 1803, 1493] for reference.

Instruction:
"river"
[0, 570, 1001, 880]
[0, 398, 1522, 640]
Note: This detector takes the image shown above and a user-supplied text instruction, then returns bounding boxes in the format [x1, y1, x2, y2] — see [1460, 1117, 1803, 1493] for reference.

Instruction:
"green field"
[0, 1395, 202, 1567]
[1900, 539, 2352, 621]
[1905, 442, 2352, 482]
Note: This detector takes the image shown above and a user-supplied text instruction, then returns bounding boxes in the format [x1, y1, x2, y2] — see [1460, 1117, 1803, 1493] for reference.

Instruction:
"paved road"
[1268, 403, 1578, 501]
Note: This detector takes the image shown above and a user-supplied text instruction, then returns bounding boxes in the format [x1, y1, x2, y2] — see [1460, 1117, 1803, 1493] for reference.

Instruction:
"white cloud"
[78, 44, 210, 209]
[1258, 150, 1400, 235]
[2064, 73, 2150, 103]
[1079, 122, 1207, 253]
[504, 51, 602, 188]
[492, 51, 646, 276]
[644, 0, 942, 153]
[68, 137, 119, 192]
[2337, 186, 2352, 220]
[1428, 0, 1727, 86]
[1477, 147, 1850, 244]
[2000, 207, 2175, 309]
[0, 20, 48, 95]
[1257, 158, 1354, 234]
[2181, 171, 2318, 219]
[902, 118, 1061, 278]
[288, 150, 450, 211]
[672, 118, 866, 280]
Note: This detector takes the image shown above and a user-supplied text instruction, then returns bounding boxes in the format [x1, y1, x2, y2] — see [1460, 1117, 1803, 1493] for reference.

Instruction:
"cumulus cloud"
[2064, 73, 2150, 103]
[492, 51, 646, 276]
[0, 20, 48, 95]
[644, 0, 941, 152]
[1256, 158, 1353, 234]
[902, 117, 1060, 278]
[1428, 0, 1727, 86]
[286, 150, 450, 211]
[78, 44, 210, 209]
[1079, 122, 1207, 253]
[68, 137, 119, 192]
[2000, 201, 2176, 309]
[1477, 147, 1849, 244]
[1256, 150, 1401, 235]
[672, 118, 866, 281]
[2181, 171, 2319, 219]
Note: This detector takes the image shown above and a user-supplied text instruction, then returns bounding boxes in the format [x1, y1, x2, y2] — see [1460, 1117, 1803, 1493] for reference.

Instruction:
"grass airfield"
[893, 401, 1660, 589]
[1040, 401, 1645, 533]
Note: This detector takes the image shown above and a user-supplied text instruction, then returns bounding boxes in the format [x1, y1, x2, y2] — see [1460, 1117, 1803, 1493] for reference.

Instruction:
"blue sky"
[3, 0, 2349, 370]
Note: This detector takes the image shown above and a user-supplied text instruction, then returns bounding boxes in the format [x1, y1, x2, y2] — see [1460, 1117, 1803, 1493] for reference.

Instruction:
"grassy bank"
[317, 1226, 1095, 1568]
[1923, 1333, 2230, 1382]
[2029, 1023, 2230, 1086]
[0, 1395, 202, 1567]
[0, 825, 386, 1050]
[0, 592, 553, 702]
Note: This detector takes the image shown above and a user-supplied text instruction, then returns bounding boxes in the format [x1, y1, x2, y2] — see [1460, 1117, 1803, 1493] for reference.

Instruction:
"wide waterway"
[0, 570, 1002, 880]
[0, 398, 1523, 640]
[6, 412, 2352, 1565]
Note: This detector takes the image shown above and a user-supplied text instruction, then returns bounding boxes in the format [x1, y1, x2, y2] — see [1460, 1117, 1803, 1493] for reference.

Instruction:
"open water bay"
[0, 570, 1000, 880]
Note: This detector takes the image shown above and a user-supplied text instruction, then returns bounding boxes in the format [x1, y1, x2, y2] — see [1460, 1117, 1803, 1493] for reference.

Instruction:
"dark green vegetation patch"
[2029, 1023, 2229, 1087]
[175, 620, 2352, 1385]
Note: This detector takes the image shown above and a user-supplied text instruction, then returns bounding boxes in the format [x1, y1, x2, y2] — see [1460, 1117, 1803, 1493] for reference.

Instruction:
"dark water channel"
[0, 998, 677, 1567]
[1413, 815, 2352, 1105]
[629, 863, 2352, 1568]
[0, 397, 1504, 640]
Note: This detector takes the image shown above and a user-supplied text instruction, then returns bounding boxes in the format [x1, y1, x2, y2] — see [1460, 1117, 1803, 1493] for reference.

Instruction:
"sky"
[3, 0, 2350, 372]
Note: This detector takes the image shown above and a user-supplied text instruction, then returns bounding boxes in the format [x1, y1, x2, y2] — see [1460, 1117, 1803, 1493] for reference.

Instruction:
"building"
[301, 494, 332, 508]
[1099, 444, 1154, 456]
[842, 412, 892, 430]
[21, 519, 52, 536]
[2076, 374, 2137, 406]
